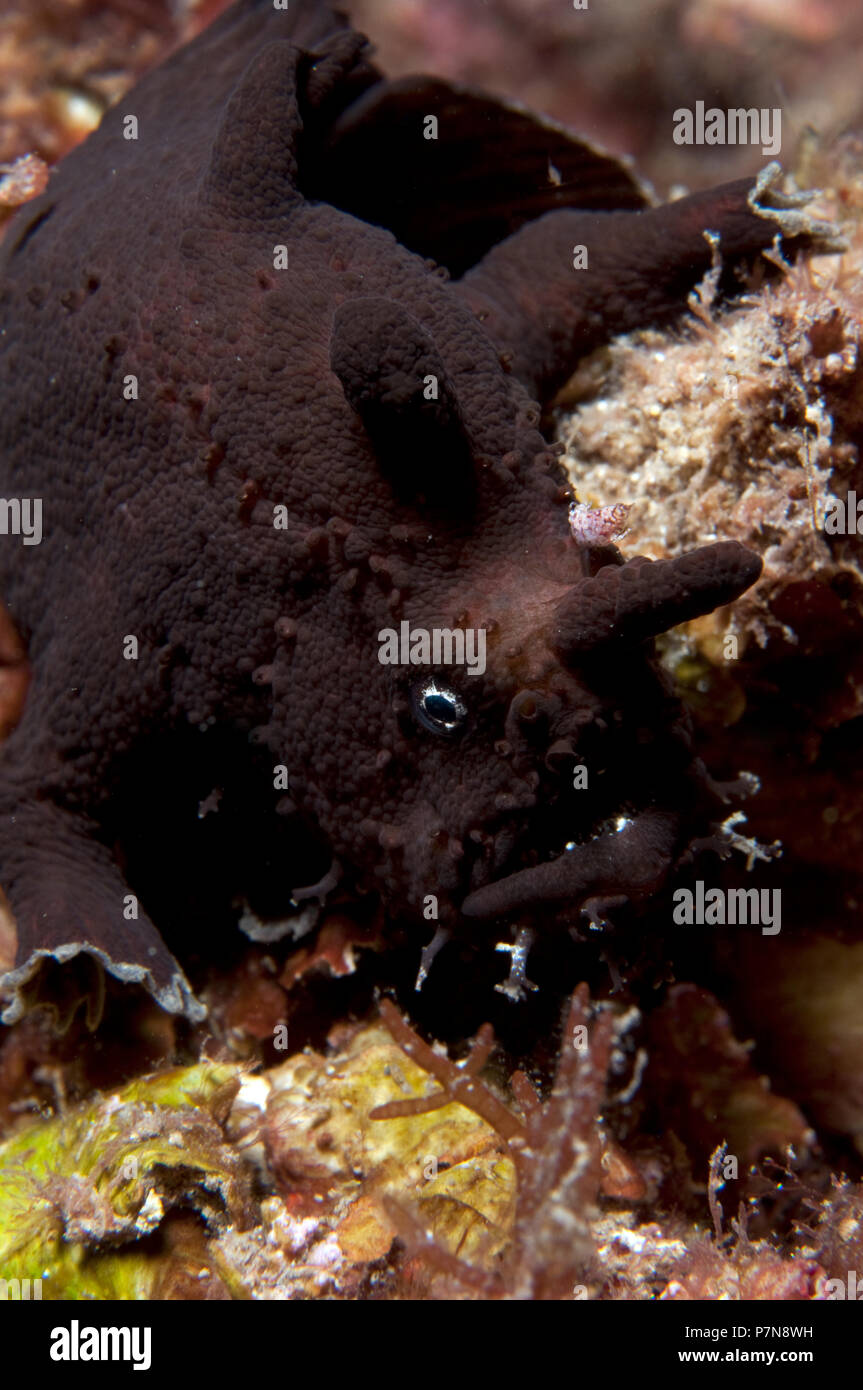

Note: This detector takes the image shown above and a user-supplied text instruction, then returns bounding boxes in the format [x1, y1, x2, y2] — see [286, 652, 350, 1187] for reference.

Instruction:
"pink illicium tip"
[568, 500, 630, 545]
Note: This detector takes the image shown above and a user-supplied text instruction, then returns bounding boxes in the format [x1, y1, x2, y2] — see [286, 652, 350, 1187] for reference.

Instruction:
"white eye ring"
[412, 677, 467, 735]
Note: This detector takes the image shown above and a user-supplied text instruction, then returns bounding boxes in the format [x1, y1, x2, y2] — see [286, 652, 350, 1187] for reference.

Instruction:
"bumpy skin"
[0, 0, 818, 1019]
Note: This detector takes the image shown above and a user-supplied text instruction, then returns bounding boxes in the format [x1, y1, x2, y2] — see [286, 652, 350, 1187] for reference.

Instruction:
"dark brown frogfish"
[0, 0, 833, 1020]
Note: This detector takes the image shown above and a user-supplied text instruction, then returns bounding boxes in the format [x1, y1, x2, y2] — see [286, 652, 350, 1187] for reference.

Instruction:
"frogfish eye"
[412, 677, 468, 735]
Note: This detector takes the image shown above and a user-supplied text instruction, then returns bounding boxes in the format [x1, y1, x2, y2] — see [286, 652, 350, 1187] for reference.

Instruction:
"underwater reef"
[0, 0, 861, 1304]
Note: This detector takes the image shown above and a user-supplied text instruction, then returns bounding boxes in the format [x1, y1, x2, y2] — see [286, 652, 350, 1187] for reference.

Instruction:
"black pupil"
[424, 692, 457, 724]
